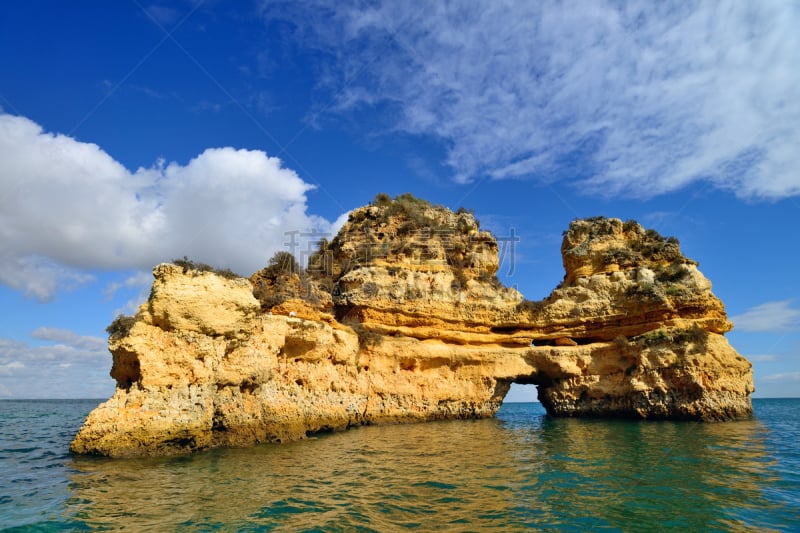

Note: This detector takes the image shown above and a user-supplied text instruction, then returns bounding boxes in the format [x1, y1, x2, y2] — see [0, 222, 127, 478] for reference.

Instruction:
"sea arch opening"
[504, 383, 540, 404]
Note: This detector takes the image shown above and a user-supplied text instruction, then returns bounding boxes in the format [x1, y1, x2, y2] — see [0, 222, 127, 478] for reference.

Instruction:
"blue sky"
[1, 1, 798, 400]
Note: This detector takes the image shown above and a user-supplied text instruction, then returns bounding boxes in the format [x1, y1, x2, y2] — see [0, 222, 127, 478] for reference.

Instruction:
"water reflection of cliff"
[507, 411, 784, 530]
[65, 407, 784, 530]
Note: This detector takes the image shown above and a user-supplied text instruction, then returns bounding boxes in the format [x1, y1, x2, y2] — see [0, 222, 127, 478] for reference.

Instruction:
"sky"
[0, 1, 798, 401]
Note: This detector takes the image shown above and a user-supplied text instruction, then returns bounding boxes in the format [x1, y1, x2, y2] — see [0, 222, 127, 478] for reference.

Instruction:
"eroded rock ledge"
[71, 196, 753, 457]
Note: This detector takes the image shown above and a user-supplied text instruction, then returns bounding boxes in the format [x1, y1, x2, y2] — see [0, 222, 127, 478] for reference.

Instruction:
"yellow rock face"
[71, 202, 753, 457]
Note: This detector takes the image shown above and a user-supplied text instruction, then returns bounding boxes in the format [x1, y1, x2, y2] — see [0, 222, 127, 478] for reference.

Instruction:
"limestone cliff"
[519, 217, 753, 420]
[308, 194, 527, 345]
[71, 196, 753, 457]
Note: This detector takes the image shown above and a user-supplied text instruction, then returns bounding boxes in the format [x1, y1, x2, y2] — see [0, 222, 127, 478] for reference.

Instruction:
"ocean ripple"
[1, 399, 798, 531]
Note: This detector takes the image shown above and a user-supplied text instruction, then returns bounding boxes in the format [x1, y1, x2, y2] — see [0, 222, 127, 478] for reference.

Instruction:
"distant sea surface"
[1, 399, 798, 531]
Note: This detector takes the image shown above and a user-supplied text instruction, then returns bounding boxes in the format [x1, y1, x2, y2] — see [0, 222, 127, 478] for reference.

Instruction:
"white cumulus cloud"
[731, 300, 800, 333]
[263, 0, 800, 199]
[0, 112, 336, 300]
[30, 327, 108, 352]
[0, 332, 112, 398]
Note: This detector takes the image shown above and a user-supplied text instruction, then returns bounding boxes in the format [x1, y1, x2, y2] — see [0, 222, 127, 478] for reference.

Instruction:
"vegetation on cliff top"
[565, 216, 688, 267]
[308, 192, 493, 288]
[251, 251, 325, 310]
[106, 314, 136, 338]
[172, 256, 243, 280]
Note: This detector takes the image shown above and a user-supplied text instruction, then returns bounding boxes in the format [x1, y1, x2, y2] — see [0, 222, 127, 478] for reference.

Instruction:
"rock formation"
[520, 217, 753, 420]
[71, 195, 753, 457]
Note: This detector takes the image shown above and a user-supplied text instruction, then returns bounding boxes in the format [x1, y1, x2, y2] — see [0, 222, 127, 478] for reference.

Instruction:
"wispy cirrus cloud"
[103, 271, 154, 302]
[755, 371, 800, 398]
[731, 300, 800, 333]
[761, 372, 800, 381]
[748, 354, 778, 363]
[262, 0, 800, 199]
[103, 271, 156, 317]
[143, 5, 182, 26]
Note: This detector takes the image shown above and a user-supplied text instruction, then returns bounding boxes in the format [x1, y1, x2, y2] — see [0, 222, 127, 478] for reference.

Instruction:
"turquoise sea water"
[1, 399, 798, 531]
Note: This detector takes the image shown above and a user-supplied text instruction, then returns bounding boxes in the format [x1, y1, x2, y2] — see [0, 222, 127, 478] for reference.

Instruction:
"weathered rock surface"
[71, 198, 753, 457]
[516, 217, 753, 420]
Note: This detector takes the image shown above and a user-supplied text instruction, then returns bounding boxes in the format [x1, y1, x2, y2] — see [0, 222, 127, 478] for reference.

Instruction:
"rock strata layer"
[71, 198, 753, 457]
